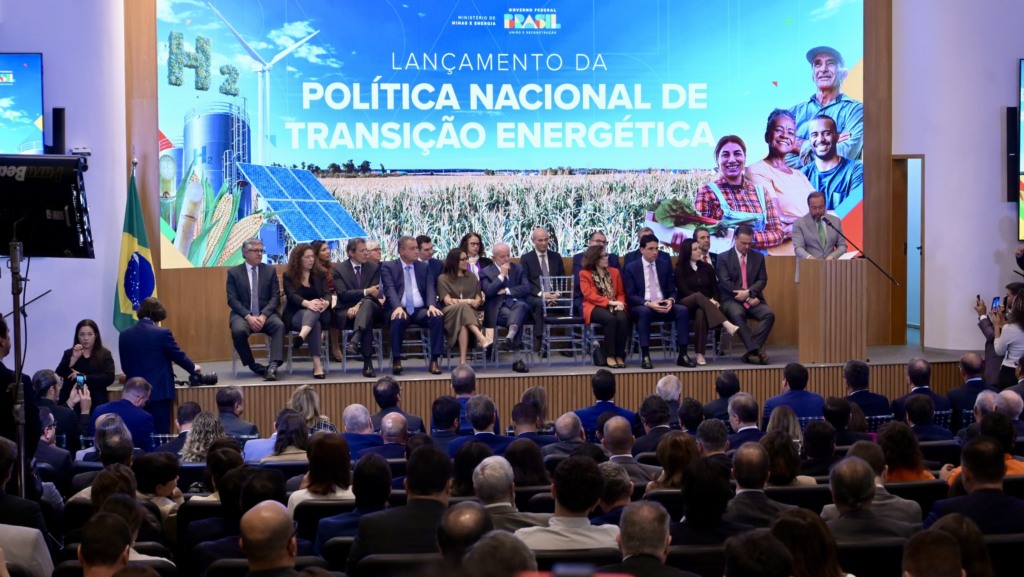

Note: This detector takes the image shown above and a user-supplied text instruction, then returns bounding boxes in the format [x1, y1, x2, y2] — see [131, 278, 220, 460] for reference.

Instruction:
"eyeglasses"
[245, 249, 265, 254]
[468, 242, 480, 246]
[459, 257, 469, 261]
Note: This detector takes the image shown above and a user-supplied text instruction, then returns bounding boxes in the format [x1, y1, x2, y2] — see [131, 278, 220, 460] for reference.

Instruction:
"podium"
[797, 259, 867, 364]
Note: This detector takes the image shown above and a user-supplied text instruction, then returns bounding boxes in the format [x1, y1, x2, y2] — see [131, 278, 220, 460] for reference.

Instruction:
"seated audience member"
[770, 509, 848, 577]
[955, 391, 998, 443]
[437, 501, 493, 565]
[191, 447, 243, 501]
[504, 438, 550, 487]
[78, 513, 133, 577]
[762, 363, 824, 427]
[510, 402, 556, 447]
[240, 501, 299, 577]
[291, 384, 338, 434]
[370, 376, 424, 433]
[704, 371, 740, 422]
[765, 405, 802, 445]
[633, 395, 673, 454]
[463, 531, 537, 577]
[429, 396, 461, 454]
[843, 359, 891, 417]
[242, 408, 291, 463]
[155, 401, 200, 455]
[678, 397, 705, 436]
[380, 235, 445, 376]
[592, 462, 632, 526]
[995, 390, 1024, 437]
[331, 237, 383, 376]
[34, 368, 83, 452]
[82, 413, 134, 461]
[574, 369, 636, 435]
[36, 407, 73, 482]
[877, 421, 936, 482]
[288, 432, 355, 514]
[86, 463, 138, 513]
[472, 456, 551, 532]
[604, 416, 662, 486]
[179, 410, 226, 463]
[902, 531, 965, 577]
[132, 452, 183, 536]
[100, 494, 174, 568]
[948, 353, 997, 433]
[360, 413, 408, 459]
[580, 245, 632, 368]
[262, 410, 311, 462]
[723, 529, 793, 577]
[655, 375, 683, 426]
[927, 434, 1024, 533]
[599, 501, 701, 577]
[452, 441, 495, 497]
[907, 395, 954, 441]
[216, 385, 260, 437]
[183, 465, 258, 552]
[822, 396, 872, 446]
[541, 412, 587, 457]
[826, 456, 920, 542]
[760, 431, 815, 487]
[724, 443, 796, 528]
[479, 242, 532, 374]
[0, 437, 48, 538]
[799, 420, 839, 476]
[671, 459, 752, 545]
[697, 419, 733, 479]
[0, 525, 52, 577]
[727, 393, 764, 449]
[92, 377, 155, 452]
[571, 442, 609, 464]
[930, 514, 995, 577]
[447, 395, 513, 457]
[520, 385, 551, 428]
[515, 456, 619, 549]
[821, 441, 922, 523]
[647, 431, 699, 491]
[341, 404, 383, 456]
[314, 453, 391, 554]
[70, 436, 135, 502]
[892, 357, 952, 422]
[347, 446, 453, 575]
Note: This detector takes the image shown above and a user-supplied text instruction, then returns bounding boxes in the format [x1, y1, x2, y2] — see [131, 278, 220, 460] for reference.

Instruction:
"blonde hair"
[766, 406, 802, 444]
[180, 411, 225, 463]
[290, 385, 327, 429]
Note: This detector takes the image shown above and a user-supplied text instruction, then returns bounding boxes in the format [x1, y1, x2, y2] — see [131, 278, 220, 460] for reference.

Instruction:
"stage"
[172, 345, 965, 434]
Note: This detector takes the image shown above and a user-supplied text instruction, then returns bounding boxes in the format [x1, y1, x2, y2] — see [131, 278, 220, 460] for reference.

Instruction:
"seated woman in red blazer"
[579, 245, 630, 368]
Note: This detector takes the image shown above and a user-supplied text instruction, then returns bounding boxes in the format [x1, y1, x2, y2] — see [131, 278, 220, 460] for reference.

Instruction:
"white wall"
[0, 0, 126, 372]
[893, 0, 1023, 351]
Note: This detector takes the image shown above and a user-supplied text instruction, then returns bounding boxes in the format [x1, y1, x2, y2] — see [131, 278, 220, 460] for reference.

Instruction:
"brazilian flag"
[113, 170, 157, 331]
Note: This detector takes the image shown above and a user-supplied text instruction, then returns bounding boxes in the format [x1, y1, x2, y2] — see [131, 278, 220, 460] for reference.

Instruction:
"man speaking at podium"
[792, 191, 847, 260]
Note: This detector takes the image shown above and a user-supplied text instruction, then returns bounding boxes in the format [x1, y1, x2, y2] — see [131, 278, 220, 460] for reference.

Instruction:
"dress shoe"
[249, 363, 267, 376]
[313, 372, 326, 380]
[676, 352, 696, 368]
[330, 353, 343, 363]
[292, 335, 305, 350]
[362, 364, 376, 379]
[741, 351, 761, 365]
[641, 355, 654, 370]
[498, 338, 514, 353]
[512, 359, 529, 373]
[391, 362, 403, 376]
[263, 362, 279, 381]
[346, 341, 359, 357]
[429, 360, 443, 375]
[758, 351, 770, 365]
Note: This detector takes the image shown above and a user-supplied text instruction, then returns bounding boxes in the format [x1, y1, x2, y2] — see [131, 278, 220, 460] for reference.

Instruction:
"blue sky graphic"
[0, 53, 44, 155]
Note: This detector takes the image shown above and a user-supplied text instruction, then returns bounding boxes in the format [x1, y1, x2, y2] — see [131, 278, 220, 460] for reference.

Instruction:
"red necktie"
[703, 255, 710, 265]
[740, 254, 751, 309]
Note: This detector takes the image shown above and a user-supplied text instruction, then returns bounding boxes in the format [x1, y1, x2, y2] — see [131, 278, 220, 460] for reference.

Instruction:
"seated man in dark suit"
[183, 464, 257, 554]
[655, 375, 682, 426]
[239, 500, 299, 577]
[33, 369, 83, 453]
[762, 363, 824, 427]
[216, 385, 259, 438]
[447, 395, 513, 457]
[359, 413, 408, 459]
[716, 225, 775, 365]
[463, 532, 538, 577]
[603, 416, 662, 487]
[598, 501, 701, 577]
[727, 393, 764, 449]
[36, 407, 73, 485]
[315, 453, 391, 554]
[843, 359, 891, 418]
[995, 390, 1024, 437]
[342, 404, 384, 457]
[511, 402, 556, 447]
[155, 401, 200, 455]
[946, 353, 996, 433]
[622, 226, 670, 268]
[798, 421, 840, 476]
[678, 398, 705, 436]
[480, 242, 532, 374]
[92, 377, 155, 452]
[574, 369, 636, 437]
[370, 376, 424, 433]
[891, 357, 952, 422]
[0, 437, 48, 538]
[540, 412, 588, 458]
[954, 391, 997, 443]
[633, 396, 673, 454]
[429, 396, 462, 455]
[592, 462, 633, 526]
[820, 441, 922, 524]
[438, 501, 493, 564]
[925, 434, 1024, 534]
[78, 513, 132, 577]
[473, 455, 551, 532]
[415, 234, 444, 279]
[696, 419, 733, 477]
[670, 459, 752, 545]
[940, 412, 1024, 488]
[826, 456, 920, 541]
[519, 226, 566, 353]
[380, 235, 445, 375]
[723, 443, 796, 528]
[226, 237, 286, 380]
[572, 230, 621, 316]
[723, 530, 793, 577]
[906, 395, 953, 442]
[347, 446, 453, 575]
[333, 237, 383, 378]
[704, 370, 740, 422]
[823, 396, 872, 446]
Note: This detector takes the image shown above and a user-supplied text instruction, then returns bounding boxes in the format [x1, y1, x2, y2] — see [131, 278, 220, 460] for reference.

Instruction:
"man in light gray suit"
[603, 416, 661, 486]
[820, 441, 921, 524]
[473, 456, 551, 532]
[792, 191, 847, 260]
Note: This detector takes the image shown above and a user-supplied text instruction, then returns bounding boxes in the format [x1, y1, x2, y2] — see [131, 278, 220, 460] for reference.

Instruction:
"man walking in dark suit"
[480, 242, 531, 373]
[843, 359, 891, 417]
[624, 234, 695, 369]
[572, 230, 620, 316]
[380, 236, 445, 375]
[520, 226, 566, 353]
[333, 238, 383, 378]
[226, 237, 285, 381]
[717, 225, 775, 365]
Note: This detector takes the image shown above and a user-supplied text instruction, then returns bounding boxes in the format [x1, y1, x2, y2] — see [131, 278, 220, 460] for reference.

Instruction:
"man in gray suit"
[717, 225, 775, 365]
[332, 237, 383, 378]
[826, 456, 920, 542]
[792, 191, 847, 260]
[723, 444, 796, 528]
[474, 456, 551, 532]
[226, 237, 285, 380]
[603, 416, 662, 486]
[820, 441, 921, 524]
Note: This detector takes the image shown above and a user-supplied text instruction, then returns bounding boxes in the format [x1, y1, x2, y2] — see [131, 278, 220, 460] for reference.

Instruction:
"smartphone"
[75, 374, 85, 392]
[993, 297, 1001, 311]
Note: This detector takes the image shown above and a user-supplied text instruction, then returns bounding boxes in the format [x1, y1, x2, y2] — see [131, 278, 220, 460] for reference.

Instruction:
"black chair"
[764, 484, 833, 512]
[665, 545, 725, 577]
[635, 451, 659, 467]
[919, 440, 961, 467]
[883, 479, 949, 521]
[293, 500, 358, 542]
[836, 538, 907, 577]
[386, 459, 408, 478]
[259, 461, 309, 479]
[175, 499, 223, 551]
[533, 548, 621, 571]
[387, 490, 408, 508]
[797, 416, 823, 431]
[357, 553, 444, 577]
[962, 408, 976, 428]
[865, 414, 894, 433]
[5, 563, 33, 577]
[985, 533, 1024, 577]
[178, 462, 207, 490]
[134, 541, 175, 561]
[321, 536, 356, 571]
[525, 492, 555, 513]
[514, 485, 551, 512]
[1004, 475, 1024, 499]
[643, 489, 683, 520]
[933, 410, 953, 429]
[543, 454, 567, 476]
[63, 499, 94, 536]
[285, 474, 304, 493]
[70, 471, 98, 495]
[53, 560, 177, 577]
[70, 460, 102, 476]
[833, 445, 851, 457]
[206, 556, 327, 577]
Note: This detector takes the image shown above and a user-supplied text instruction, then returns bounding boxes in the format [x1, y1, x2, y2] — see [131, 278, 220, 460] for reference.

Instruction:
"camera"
[188, 371, 219, 386]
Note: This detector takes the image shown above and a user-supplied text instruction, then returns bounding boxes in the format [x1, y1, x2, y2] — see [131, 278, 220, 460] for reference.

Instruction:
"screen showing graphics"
[157, 0, 864, 267]
[0, 53, 44, 155]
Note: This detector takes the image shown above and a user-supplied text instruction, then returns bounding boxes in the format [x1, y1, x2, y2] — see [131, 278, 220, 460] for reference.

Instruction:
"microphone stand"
[823, 219, 899, 286]
[8, 218, 26, 497]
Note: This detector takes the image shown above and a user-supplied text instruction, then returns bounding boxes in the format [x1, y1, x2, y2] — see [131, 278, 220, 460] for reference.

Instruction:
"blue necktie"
[404, 265, 415, 310]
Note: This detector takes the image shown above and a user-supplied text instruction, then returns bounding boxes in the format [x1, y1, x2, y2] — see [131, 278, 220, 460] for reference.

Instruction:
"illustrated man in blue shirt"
[800, 114, 863, 216]
[787, 46, 864, 169]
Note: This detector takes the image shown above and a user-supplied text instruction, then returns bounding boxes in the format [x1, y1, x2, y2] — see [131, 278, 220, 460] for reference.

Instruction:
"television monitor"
[0, 53, 44, 155]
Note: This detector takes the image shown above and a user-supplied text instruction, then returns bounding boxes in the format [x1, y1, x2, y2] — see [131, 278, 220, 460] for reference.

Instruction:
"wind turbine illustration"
[207, 2, 319, 164]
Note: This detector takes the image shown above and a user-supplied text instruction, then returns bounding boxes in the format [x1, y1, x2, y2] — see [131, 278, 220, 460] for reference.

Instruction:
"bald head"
[240, 501, 296, 569]
[381, 413, 408, 444]
[960, 352, 984, 378]
[438, 501, 494, 562]
[733, 443, 770, 489]
[602, 416, 635, 454]
[555, 412, 583, 442]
